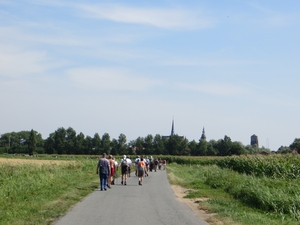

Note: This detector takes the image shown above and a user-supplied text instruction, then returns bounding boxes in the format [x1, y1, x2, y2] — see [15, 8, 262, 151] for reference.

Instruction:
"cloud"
[77, 3, 215, 30]
[162, 58, 263, 67]
[0, 25, 86, 47]
[246, 3, 298, 28]
[178, 83, 248, 97]
[0, 45, 53, 78]
[67, 67, 162, 92]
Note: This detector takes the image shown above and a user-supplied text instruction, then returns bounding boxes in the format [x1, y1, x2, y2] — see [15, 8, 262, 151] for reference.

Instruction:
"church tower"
[171, 119, 175, 136]
[200, 127, 206, 141]
[251, 134, 259, 147]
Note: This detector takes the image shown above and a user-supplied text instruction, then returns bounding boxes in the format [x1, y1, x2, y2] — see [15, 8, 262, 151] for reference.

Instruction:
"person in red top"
[107, 155, 115, 188]
[137, 157, 147, 185]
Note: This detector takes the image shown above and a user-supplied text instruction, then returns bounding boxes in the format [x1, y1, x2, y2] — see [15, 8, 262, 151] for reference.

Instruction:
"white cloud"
[247, 3, 298, 28]
[77, 3, 215, 30]
[0, 45, 52, 78]
[67, 67, 162, 92]
[178, 83, 248, 97]
[0, 26, 85, 47]
[162, 58, 263, 67]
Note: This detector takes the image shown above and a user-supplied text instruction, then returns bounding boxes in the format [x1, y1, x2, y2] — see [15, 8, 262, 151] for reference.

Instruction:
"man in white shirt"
[120, 155, 128, 185]
[126, 156, 132, 177]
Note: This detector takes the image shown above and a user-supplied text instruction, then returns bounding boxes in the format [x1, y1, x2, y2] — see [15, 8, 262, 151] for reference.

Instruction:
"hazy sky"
[1, 0, 300, 150]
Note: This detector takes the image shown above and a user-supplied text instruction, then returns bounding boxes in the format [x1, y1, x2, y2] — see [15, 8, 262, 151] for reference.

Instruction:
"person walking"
[126, 156, 132, 177]
[96, 153, 110, 191]
[137, 157, 147, 186]
[134, 155, 140, 176]
[112, 157, 118, 185]
[107, 155, 115, 188]
[120, 155, 128, 185]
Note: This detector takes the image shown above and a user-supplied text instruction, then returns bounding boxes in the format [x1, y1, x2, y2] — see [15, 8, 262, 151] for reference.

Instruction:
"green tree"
[218, 136, 232, 156]
[66, 127, 76, 154]
[144, 134, 154, 155]
[92, 133, 101, 154]
[198, 139, 208, 156]
[28, 129, 36, 155]
[290, 138, 300, 153]
[101, 133, 111, 155]
[45, 133, 55, 154]
[153, 134, 164, 155]
[118, 133, 127, 155]
[83, 135, 93, 155]
[206, 140, 218, 156]
[165, 135, 183, 155]
[178, 138, 189, 155]
[110, 138, 119, 155]
[75, 132, 85, 154]
[127, 140, 136, 155]
[54, 127, 66, 154]
[135, 137, 144, 156]
[189, 140, 198, 156]
[277, 146, 291, 154]
[231, 141, 245, 155]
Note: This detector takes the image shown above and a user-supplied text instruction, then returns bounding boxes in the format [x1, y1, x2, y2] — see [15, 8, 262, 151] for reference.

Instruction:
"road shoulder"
[171, 185, 224, 225]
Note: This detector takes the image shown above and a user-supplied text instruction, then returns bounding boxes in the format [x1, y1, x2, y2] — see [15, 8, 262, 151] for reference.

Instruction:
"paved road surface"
[54, 169, 208, 225]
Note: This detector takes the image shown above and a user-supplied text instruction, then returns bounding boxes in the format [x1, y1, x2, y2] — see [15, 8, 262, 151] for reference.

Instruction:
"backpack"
[121, 159, 127, 167]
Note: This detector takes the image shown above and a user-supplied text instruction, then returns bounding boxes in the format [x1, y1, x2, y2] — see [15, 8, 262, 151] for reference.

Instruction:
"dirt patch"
[171, 185, 224, 225]
[0, 158, 70, 166]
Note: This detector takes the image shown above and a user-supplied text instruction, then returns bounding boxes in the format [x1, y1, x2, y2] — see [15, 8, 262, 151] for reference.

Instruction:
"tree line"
[0, 127, 298, 156]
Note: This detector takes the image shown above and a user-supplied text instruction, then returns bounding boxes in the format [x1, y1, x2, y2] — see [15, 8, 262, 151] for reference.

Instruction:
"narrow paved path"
[54, 169, 208, 225]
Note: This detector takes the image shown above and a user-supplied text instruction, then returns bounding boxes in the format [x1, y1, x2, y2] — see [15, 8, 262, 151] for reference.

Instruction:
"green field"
[1, 154, 300, 224]
[167, 154, 300, 225]
[0, 156, 100, 225]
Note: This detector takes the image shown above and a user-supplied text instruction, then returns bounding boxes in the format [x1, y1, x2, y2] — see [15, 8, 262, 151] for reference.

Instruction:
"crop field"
[167, 154, 300, 225]
[2, 154, 300, 225]
[0, 157, 71, 166]
[0, 156, 99, 225]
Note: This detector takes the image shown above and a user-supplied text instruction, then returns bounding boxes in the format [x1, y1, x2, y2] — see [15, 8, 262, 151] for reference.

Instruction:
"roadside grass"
[0, 158, 99, 225]
[167, 163, 300, 225]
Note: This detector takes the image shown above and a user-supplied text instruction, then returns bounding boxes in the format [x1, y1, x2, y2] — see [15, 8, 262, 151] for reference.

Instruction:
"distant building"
[251, 134, 259, 147]
[200, 127, 206, 141]
[162, 119, 184, 140]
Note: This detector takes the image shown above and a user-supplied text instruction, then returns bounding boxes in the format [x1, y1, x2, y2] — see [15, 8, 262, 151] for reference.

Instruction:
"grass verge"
[167, 163, 300, 225]
[0, 158, 100, 225]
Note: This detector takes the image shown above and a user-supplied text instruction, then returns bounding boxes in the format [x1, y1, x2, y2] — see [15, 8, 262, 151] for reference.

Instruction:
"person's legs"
[107, 175, 111, 187]
[103, 174, 108, 190]
[140, 172, 144, 185]
[138, 175, 141, 185]
[124, 173, 127, 185]
[100, 174, 104, 190]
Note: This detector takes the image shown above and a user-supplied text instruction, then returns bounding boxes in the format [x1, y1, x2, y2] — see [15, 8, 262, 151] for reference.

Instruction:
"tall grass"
[0, 158, 99, 225]
[167, 163, 300, 225]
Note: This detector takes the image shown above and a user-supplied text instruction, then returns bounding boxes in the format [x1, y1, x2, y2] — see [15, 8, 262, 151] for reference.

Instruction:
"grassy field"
[167, 156, 300, 225]
[2, 154, 300, 225]
[0, 156, 100, 225]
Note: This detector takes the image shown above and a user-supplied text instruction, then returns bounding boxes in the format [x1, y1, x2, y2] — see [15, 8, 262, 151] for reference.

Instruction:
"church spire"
[171, 118, 174, 136]
[201, 127, 206, 140]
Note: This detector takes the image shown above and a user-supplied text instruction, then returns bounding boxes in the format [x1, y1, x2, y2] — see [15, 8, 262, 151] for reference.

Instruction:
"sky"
[1, 0, 300, 150]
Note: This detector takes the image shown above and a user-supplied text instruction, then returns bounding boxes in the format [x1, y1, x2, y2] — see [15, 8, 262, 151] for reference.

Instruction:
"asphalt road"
[53, 168, 209, 225]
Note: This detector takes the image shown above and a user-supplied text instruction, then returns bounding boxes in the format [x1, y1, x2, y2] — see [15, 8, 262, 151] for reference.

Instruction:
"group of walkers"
[96, 153, 167, 191]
